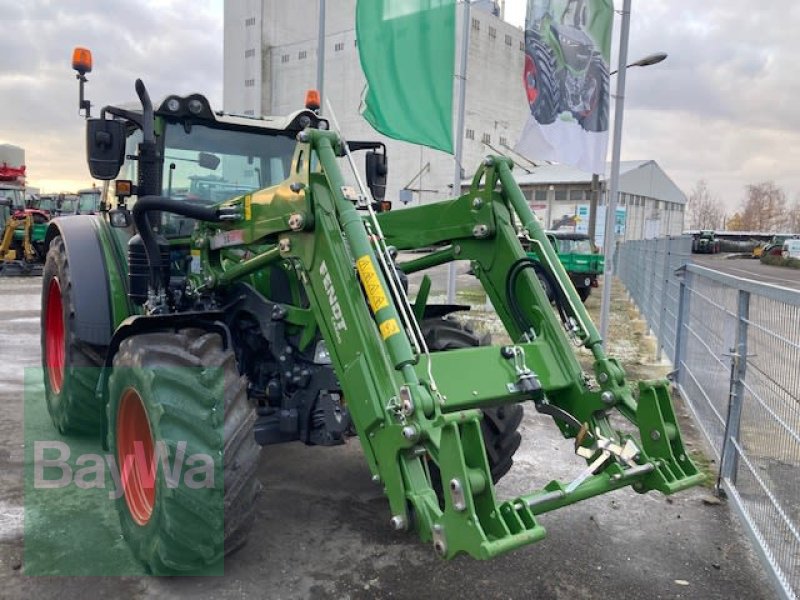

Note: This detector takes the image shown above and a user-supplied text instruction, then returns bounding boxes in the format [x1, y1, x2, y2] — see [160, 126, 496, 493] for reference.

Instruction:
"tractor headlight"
[165, 97, 181, 112]
[187, 99, 204, 115]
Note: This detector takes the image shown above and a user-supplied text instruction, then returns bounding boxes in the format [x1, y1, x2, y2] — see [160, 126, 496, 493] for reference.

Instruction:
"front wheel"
[108, 329, 261, 574]
[422, 318, 523, 483]
[578, 53, 610, 132]
[524, 32, 560, 125]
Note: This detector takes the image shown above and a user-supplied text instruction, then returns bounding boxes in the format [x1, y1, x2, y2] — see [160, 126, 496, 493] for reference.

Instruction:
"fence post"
[673, 267, 690, 384]
[657, 237, 672, 361]
[719, 289, 750, 485]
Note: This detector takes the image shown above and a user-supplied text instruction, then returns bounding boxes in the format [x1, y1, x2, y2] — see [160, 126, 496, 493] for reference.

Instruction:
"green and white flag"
[356, 0, 456, 154]
[516, 0, 614, 173]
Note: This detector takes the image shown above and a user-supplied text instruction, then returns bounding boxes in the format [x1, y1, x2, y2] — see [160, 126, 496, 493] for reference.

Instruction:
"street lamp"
[610, 51, 667, 75]
[587, 51, 668, 244]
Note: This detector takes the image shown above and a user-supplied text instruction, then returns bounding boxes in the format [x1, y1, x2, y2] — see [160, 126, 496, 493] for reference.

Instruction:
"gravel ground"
[0, 272, 776, 599]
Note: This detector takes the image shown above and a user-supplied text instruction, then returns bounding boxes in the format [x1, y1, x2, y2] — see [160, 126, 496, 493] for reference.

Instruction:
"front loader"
[39, 48, 703, 573]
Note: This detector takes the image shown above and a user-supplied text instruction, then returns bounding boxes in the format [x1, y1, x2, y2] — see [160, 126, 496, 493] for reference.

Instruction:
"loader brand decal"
[244, 195, 252, 220]
[210, 228, 245, 250]
[356, 255, 389, 313]
[379, 318, 400, 340]
[319, 260, 348, 342]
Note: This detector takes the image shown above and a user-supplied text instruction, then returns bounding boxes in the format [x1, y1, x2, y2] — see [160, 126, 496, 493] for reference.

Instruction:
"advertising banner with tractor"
[516, 0, 613, 174]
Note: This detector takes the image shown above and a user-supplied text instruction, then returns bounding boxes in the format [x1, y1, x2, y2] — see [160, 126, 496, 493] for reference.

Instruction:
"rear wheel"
[108, 329, 261, 574]
[41, 235, 103, 434]
[422, 318, 523, 483]
[578, 286, 591, 302]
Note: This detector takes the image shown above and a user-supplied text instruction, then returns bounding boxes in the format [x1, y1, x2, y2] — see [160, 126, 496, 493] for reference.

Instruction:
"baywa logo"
[24, 367, 225, 576]
[33, 440, 215, 499]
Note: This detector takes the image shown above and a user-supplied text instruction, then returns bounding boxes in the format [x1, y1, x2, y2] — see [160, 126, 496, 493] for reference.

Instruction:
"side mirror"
[198, 152, 220, 170]
[365, 150, 388, 202]
[86, 118, 125, 180]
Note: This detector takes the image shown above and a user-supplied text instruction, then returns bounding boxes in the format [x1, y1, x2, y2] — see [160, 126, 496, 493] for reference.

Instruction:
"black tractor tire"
[578, 53, 610, 133]
[421, 317, 523, 483]
[41, 235, 104, 434]
[107, 329, 261, 574]
[524, 32, 561, 125]
[578, 286, 591, 302]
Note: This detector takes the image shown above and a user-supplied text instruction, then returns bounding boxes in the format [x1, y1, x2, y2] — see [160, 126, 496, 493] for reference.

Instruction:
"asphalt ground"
[0, 273, 776, 599]
[694, 253, 800, 291]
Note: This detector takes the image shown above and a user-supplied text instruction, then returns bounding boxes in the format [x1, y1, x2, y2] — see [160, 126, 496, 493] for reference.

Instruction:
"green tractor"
[39, 49, 702, 573]
[524, 0, 611, 131]
[691, 230, 720, 254]
[524, 231, 604, 302]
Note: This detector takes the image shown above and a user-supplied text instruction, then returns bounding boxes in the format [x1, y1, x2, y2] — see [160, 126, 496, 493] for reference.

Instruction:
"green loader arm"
[193, 131, 703, 559]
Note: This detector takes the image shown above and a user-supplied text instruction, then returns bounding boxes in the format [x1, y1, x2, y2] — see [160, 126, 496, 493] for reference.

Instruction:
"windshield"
[78, 191, 100, 214]
[60, 196, 78, 214]
[162, 122, 296, 204]
[0, 187, 24, 209]
[558, 238, 594, 254]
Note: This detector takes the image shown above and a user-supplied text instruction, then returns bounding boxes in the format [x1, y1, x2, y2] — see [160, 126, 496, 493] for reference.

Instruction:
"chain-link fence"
[617, 238, 800, 600]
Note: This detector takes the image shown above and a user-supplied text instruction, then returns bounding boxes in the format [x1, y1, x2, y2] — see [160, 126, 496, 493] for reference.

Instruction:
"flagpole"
[447, 0, 471, 304]
[316, 0, 326, 112]
[598, 0, 632, 347]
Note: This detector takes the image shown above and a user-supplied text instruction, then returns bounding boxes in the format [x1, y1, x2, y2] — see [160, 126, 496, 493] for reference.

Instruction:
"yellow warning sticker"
[244, 195, 252, 220]
[379, 318, 400, 339]
[356, 255, 389, 313]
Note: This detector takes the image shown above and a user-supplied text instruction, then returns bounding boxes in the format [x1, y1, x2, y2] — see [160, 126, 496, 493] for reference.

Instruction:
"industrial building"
[223, 0, 685, 241]
[513, 160, 687, 240]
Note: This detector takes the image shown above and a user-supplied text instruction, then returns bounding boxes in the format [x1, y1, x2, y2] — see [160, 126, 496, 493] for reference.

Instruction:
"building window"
[488, 26, 496, 40]
[335, 42, 344, 52]
[465, 128, 475, 140]
[505, 34, 512, 46]
[245, 48, 255, 58]
[298, 50, 307, 60]
[244, 79, 255, 87]
[481, 132, 491, 144]
[534, 190, 547, 202]
[471, 17, 480, 31]
[281, 53, 289, 63]
[554, 190, 568, 201]
[519, 40, 525, 51]
[499, 135, 508, 146]
[245, 16, 256, 26]
[569, 189, 584, 201]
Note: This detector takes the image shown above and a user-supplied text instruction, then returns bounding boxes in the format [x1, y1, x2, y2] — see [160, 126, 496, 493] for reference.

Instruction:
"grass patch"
[688, 447, 717, 489]
[759, 254, 800, 269]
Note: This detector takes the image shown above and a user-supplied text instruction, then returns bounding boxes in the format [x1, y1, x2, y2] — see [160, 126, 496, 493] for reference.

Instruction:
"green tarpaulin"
[356, 0, 455, 154]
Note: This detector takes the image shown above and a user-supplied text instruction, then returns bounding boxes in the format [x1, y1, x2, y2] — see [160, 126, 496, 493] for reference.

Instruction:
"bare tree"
[687, 180, 725, 229]
[740, 181, 788, 231]
[786, 197, 800, 233]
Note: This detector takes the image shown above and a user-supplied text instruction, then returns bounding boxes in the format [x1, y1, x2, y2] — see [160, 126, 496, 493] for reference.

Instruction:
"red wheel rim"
[524, 54, 539, 105]
[45, 278, 65, 393]
[117, 389, 156, 526]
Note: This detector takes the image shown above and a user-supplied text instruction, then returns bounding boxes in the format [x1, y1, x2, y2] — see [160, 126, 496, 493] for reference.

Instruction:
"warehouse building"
[514, 160, 687, 241]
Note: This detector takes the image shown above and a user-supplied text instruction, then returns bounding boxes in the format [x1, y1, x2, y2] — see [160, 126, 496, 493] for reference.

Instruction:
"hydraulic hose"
[506, 257, 571, 336]
[132, 195, 229, 289]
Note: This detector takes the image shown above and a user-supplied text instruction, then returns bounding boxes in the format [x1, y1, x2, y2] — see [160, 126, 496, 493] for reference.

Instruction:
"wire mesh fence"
[617, 238, 800, 600]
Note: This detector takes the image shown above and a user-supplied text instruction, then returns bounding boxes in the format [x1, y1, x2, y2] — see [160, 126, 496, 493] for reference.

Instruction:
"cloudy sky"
[1, 0, 798, 214]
